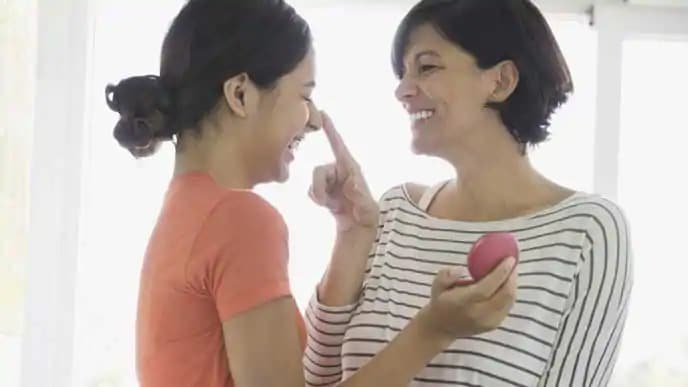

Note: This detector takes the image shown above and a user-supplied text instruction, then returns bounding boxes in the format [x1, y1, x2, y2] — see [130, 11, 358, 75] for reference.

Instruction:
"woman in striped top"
[304, 0, 632, 386]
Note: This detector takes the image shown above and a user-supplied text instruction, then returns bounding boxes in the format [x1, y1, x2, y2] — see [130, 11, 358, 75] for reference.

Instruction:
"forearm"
[318, 228, 375, 306]
[339, 307, 452, 387]
[303, 295, 357, 386]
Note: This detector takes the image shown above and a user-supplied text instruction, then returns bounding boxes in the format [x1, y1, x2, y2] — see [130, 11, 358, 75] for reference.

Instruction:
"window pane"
[0, 1, 36, 386]
[73, 1, 181, 386]
[529, 18, 597, 194]
[613, 38, 688, 386]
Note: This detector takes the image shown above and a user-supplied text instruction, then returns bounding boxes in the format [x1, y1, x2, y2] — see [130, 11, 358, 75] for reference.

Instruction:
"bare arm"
[223, 297, 305, 387]
[317, 226, 376, 306]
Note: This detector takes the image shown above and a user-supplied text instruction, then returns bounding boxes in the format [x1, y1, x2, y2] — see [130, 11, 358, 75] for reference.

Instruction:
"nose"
[305, 102, 322, 132]
[395, 76, 418, 105]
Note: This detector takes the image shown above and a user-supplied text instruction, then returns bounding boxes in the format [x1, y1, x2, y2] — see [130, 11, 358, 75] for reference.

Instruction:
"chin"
[273, 163, 290, 183]
[274, 174, 289, 184]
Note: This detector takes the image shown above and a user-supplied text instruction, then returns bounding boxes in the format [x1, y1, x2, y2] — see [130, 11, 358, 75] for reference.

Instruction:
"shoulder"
[535, 192, 629, 233]
[375, 183, 429, 213]
[206, 190, 287, 238]
[562, 194, 631, 264]
[401, 182, 428, 206]
[377, 182, 429, 204]
[564, 193, 629, 233]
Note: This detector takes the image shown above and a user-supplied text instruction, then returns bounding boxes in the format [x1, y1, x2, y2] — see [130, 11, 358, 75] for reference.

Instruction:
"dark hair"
[392, 0, 573, 147]
[105, 0, 312, 157]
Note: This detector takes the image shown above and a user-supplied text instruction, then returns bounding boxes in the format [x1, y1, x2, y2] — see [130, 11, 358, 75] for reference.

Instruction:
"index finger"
[321, 111, 356, 169]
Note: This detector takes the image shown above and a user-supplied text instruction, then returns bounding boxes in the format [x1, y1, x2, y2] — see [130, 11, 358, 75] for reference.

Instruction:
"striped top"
[303, 184, 632, 387]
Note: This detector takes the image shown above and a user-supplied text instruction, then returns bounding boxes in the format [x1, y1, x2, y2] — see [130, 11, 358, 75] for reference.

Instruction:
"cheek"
[444, 79, 489, 120]
[282, 100, 309, 131]
[271, 102, 307, 140]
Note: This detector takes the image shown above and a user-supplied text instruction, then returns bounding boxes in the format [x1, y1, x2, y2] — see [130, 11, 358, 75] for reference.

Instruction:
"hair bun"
[105, 75, 173, 157]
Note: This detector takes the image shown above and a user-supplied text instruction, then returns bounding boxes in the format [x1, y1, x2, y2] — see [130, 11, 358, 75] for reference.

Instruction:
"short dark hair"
[105, 0, 312, 157]
[392, 0, 573, 147]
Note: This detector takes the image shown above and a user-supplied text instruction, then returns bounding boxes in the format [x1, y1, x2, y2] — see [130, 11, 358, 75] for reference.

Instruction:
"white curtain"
[0, 1, 36, 386]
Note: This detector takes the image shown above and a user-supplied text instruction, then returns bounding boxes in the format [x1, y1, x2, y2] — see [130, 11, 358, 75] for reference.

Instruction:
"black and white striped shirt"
[304, 184, 632, 386]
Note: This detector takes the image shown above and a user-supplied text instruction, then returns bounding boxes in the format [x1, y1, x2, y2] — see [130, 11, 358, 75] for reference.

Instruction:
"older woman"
[305, 0, 632, 386]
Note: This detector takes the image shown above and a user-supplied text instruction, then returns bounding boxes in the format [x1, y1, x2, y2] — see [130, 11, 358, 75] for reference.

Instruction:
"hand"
[420, 257, 518, 340]
[309, 111, 378, 233]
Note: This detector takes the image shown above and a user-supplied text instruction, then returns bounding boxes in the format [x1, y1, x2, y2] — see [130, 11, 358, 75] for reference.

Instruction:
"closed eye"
[419, 64, 438, 73]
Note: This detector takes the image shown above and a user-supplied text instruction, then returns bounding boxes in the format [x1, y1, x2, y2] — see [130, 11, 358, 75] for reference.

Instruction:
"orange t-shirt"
[136, 172, 306, 387]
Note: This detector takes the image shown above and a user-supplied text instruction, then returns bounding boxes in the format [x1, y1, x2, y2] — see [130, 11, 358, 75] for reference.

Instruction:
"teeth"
[410, 110, 435, 122]
[288, 136, 304, 151]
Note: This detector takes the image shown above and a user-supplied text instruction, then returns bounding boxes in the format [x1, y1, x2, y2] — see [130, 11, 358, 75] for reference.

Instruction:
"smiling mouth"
[287, 134, 305, 152]
[409, 109, 435, 123]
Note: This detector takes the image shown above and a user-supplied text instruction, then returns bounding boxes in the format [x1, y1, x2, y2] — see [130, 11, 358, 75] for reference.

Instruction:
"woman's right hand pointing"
[308, 111, 379, 234]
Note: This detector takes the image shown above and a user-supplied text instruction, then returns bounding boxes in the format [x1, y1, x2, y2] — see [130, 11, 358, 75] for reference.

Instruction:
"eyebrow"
[414, 50, 440, 61]
[303, 80, 316, 88]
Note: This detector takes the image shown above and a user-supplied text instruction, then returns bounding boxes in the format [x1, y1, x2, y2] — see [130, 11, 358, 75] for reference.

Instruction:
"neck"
[452, 151, 541, 200]
[442, 122, 550, 211]
[173, 126, 256, 190]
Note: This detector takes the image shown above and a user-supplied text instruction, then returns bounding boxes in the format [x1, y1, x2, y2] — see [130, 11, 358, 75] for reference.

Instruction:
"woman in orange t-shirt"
[104, 1, 517, 386]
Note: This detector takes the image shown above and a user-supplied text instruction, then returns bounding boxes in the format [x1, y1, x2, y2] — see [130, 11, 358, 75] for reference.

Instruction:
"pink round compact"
[454, 232, 519, 286]
[467, 232, 519, 281]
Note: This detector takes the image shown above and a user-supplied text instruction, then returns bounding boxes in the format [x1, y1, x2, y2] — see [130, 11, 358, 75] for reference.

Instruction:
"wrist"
[416, 306, 454, 349]
[336, 225, 376, 244]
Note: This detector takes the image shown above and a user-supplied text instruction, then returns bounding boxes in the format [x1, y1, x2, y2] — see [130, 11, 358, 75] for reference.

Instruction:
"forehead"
[405, 25, 448, 57]
[403, 23, 470, 64]
[283, 48, 316, 84]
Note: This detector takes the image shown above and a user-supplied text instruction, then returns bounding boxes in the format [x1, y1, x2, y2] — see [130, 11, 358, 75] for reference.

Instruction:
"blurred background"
[1, 0, 687, 386]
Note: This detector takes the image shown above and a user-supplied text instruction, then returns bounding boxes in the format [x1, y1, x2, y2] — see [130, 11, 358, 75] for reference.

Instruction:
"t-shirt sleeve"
[201, 192, 292, 322]
[540, 198, 633, 386]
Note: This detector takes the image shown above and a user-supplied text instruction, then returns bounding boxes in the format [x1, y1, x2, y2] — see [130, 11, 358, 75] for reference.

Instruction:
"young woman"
[105, 1, 518, 386]
[305, 1, 633, 386]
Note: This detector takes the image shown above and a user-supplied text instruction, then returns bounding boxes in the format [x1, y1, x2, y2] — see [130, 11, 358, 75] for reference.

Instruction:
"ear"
[487, 60, 519, 103]
[222, 73, 255, 118]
